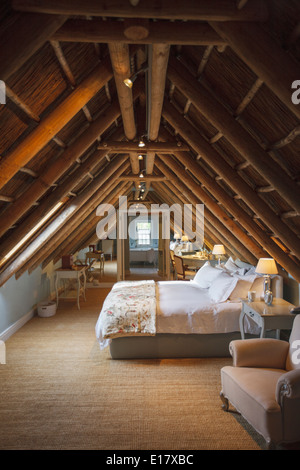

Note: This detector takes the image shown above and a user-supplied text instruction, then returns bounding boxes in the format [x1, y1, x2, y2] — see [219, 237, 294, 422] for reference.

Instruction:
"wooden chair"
[174, 255, 195, 280]
[170, 250, 175, 277]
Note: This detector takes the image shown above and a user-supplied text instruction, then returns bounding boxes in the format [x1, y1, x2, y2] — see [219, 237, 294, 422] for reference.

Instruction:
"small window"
[136, 222, 151, 246]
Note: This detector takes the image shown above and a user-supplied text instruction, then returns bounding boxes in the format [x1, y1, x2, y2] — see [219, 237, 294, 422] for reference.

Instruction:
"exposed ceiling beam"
[12, 0, 269, 22]
[160, 125, 300, 282]
[97, 141, 189, 152]
[108, 42, 137, 140]
[0, 127, 125, 260]
[155, 156, 263, 265]
[53, 18, 226, 45]
[0, 56, 114, 191]
[167, 55, 300, 213]
[162, 100, 300, 262]
[0, 99, 122, 239]
[35, 180, 130, 272]
[210, 21, 300, 120]
[161, 179, 239, 260]
[148, 44, 170, 141]
[0, 156, 129, 285]
[119, 175, 166, 182]
[0, 12, 67, 82]
[5, 85, 41, 123]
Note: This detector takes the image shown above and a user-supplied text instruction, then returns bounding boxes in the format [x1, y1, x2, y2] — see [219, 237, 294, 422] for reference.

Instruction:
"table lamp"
[255, 258, 278, 305]
[181, 235, 189, 250]
[212, 244, 225, 265]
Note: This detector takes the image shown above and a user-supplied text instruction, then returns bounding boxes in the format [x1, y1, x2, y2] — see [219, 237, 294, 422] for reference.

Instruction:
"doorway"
[117, 209, 170, 282]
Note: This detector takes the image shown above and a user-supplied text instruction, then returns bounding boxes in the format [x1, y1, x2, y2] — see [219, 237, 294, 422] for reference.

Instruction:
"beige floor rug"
[0, 288, 270, 450]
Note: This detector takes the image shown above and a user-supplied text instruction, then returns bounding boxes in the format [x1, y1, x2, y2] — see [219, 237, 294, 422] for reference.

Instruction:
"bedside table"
[240, 298, 295, 339]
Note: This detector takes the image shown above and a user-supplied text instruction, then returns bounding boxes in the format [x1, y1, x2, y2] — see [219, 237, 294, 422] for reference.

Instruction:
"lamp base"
[264, 290, 273, 306]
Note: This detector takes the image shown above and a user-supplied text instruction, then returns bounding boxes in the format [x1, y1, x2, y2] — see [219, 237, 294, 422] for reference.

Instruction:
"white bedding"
[156, 280, 257, 335]
[95, 279, 259, 349]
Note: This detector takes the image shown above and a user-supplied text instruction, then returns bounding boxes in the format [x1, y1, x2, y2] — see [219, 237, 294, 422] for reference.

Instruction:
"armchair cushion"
[221, 366, 284, 444]
[229, 338, 289, 369]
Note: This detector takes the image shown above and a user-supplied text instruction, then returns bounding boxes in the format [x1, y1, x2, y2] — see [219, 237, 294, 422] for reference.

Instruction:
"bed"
[95, 259, 284, 359]
[129, 248, 158, 264]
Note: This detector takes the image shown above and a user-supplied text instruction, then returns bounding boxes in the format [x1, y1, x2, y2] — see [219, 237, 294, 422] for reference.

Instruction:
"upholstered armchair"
[220, 314, 300, 449]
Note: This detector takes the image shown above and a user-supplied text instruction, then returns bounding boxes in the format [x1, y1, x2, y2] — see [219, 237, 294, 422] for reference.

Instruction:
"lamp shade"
[181, 235, 189, 242]
[212, 244, 225, 255]
[174, 233, 180, 239]
[255, 258, 278, 275]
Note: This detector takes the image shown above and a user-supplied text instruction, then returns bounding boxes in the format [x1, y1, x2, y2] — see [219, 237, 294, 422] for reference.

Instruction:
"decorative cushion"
[192, 261, 221, 289]
[208, 272, 238, 302]
[229, 274, 258, 300]
[224, 257, 246, 275]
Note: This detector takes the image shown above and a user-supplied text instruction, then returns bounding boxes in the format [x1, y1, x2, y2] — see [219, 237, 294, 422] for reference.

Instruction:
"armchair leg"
[220, 392, 229, 411]
[266, 439, 276, 450]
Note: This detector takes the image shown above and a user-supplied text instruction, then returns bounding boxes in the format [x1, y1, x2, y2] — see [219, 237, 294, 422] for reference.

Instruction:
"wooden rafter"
[97, 141, 189, 152]
[12, 0, 269, 21]
[167, 55, 300, 213]
[161, 107, 300, 281]
[155, 156, 260, 265]
[0, 127, 125, 260]
[0, 56, 114, 190]
[148, 44, 170, 141]
[53, 19, 226, 45]
[210, 21, 300, 120]
[0, 156, 129, 285]
[0, 12, 67, 81]
[0, 99, 122, 238]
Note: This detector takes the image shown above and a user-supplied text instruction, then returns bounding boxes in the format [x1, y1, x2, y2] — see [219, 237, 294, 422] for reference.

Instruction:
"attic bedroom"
[0, 0, 300, 453]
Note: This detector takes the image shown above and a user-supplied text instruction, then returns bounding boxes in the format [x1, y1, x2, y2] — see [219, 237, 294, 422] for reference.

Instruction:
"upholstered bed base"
[107, 276, 284, 360]
[109, 332, 258, 359]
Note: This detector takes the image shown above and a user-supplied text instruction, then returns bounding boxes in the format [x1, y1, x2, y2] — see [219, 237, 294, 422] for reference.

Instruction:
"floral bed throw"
[95, 280, 156, 349]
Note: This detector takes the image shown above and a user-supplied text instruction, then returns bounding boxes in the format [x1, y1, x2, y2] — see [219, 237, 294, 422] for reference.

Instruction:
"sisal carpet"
[0, 288, 266, 450]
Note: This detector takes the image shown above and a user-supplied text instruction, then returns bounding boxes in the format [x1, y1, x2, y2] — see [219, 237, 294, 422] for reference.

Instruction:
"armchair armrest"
[229, 338, 289, 369]
[276, 369, 300, 405]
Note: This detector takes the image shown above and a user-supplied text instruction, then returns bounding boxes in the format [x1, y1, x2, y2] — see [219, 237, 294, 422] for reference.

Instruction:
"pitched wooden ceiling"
[0, 0, 300, 286]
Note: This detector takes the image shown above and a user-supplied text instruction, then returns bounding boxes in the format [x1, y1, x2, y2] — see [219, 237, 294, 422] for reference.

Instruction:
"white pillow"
[229, 274, 258, 300]
[224, 257, 246, 275]
[235, 258, 254, 271]
[192, 261, 222, 289]
[208, 272, 238, 303]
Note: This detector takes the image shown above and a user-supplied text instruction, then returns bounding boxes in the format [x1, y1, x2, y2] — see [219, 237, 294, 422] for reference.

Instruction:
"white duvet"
[95, 279, 259, 349]
[156, 280, 257, 334]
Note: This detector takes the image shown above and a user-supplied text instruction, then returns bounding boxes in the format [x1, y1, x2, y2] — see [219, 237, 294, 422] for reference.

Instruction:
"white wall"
[0, 260, 61, 338]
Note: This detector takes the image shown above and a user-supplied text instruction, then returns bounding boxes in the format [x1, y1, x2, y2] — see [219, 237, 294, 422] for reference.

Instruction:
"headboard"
[252, 275, 283, 300]
[271, 275, 283, 299]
